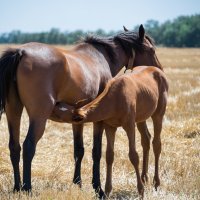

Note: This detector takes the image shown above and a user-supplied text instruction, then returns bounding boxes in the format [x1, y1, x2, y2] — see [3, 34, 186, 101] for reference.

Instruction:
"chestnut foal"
[53, 65, 168, 197]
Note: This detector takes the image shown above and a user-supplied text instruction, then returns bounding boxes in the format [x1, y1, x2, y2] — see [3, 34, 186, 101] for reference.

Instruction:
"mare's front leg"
[92, 121, 105, 198]
[104, 125, 117, 197]
[5, 90, 23, 192]
[72, 123, 84, 186]
[137, 121, 151, 184]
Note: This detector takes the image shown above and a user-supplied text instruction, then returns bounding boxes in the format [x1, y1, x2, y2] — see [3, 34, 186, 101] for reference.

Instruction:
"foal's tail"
[0, 48, 24, 119]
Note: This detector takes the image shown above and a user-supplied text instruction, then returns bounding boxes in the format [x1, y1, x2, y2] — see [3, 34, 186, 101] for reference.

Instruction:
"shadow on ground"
[110, 189, 139, 200]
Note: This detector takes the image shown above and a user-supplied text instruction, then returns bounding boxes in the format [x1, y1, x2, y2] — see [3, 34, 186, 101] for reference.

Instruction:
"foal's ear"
[123, 25, 129, 32]
[139, 24, 145, 42]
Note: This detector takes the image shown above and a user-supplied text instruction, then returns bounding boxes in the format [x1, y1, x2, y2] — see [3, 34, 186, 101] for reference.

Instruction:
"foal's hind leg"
[151, 90, 167, 191]
[92, 121, 105, 198]
[137, 121, 151, 184]
[151, 114, 163, 190]
[5, 93, 23, 191]
[104, 125, 116, 197]
[123, 123, 144, 197]
[72, 123, 84, 187]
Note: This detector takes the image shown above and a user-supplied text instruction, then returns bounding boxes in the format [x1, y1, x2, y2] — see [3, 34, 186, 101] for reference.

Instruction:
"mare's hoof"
[98, 189, 106, 199]
[73, 178, 82, 188]
[94, 187, 106, 199]
[13, 185, 21, 193]
[21, 184, 32, 194]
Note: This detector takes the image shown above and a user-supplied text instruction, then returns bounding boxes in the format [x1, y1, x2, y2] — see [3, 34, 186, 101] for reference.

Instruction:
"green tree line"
[0, 14, 199, 47]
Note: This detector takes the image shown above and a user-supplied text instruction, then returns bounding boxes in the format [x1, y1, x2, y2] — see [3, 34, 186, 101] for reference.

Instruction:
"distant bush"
[144, 14, 200, 47]
[0, 14, 199, 47]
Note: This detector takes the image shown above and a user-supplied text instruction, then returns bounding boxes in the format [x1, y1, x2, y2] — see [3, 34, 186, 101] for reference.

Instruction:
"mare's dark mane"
[114, 32, 155, 55]
[145, 35, 155, 47]
[83, 35, 117, 65]
[83, 31, 156, 66]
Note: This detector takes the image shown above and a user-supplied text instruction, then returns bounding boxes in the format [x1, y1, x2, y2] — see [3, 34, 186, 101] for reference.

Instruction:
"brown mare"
[53, 66, 168, 197]
[0, 25, 161, 198]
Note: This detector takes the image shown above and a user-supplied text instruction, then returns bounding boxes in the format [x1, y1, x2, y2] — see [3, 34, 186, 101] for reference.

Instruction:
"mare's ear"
[123, 26, 129, 32]
[75, 98, 88, 109]
[139, 24, 145, 42]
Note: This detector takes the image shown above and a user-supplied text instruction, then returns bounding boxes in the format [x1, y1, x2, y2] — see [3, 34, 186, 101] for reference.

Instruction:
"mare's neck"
[109, 44, 129, 77]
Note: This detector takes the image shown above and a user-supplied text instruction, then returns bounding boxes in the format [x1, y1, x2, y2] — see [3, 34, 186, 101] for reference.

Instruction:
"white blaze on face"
[59, 107, 68, 112]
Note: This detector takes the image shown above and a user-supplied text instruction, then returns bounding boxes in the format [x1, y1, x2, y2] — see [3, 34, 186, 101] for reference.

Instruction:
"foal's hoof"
[138, 183, 144, 198]
[105, 184, 112, 197]
[153, 176, 160, 191]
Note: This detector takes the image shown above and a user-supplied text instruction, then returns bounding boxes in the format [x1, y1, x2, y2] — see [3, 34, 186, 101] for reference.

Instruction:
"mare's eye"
[151, 48, 155, 54]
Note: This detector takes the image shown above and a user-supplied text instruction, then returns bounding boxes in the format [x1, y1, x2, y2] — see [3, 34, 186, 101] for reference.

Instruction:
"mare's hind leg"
[72, 123, 84, 187]
[137, 121, 151, 184]
[92, 121, 105, 198]
[21, 99, 54, 191]
[104, 125, 116, 197]
[5, 93, 23, 191]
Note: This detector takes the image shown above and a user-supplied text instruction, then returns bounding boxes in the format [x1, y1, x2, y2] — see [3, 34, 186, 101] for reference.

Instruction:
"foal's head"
[114, 25, 162, 70]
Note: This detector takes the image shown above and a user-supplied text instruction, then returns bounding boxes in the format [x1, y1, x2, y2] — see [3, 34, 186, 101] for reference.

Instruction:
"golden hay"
[0, 46, 200, 199]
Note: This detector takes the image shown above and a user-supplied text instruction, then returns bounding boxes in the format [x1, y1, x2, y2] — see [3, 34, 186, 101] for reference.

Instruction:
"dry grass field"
[0, 45, 200, 200]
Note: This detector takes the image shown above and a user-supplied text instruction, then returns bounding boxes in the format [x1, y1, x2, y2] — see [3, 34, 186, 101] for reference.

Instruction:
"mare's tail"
[0, 48, 24, 119]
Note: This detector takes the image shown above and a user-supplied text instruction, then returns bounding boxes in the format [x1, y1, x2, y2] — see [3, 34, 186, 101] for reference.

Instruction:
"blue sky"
[1, 0, 199, 33]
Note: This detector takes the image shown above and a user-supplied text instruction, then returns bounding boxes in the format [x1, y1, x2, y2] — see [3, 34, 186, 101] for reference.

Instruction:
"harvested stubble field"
[0, 45, 200, 200]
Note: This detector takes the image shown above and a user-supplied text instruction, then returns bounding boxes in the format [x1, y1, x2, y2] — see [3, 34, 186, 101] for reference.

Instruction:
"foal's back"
[113, 66, 168, 123]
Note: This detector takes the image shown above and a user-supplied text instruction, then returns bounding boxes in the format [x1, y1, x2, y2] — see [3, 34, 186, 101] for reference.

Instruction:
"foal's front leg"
[72, 123, 84, 186]
[92, 121, 105, 198]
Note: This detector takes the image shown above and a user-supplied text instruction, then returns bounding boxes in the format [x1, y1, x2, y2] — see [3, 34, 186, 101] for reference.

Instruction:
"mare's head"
[114, 25, 162, 70]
